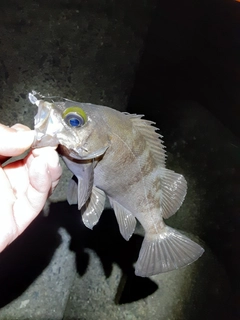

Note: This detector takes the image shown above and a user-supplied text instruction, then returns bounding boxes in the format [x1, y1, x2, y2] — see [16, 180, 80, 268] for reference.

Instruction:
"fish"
[29, 91, 204, 277]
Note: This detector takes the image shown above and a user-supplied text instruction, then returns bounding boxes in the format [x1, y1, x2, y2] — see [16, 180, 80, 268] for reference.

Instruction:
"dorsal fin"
[124, 113, 166, 167]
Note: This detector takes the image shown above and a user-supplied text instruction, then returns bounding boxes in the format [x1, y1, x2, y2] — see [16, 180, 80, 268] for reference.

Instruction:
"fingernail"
[11, 124, 32, 132]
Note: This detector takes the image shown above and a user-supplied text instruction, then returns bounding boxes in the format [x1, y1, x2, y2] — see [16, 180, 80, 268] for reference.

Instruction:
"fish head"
[29, 92, 110, 160]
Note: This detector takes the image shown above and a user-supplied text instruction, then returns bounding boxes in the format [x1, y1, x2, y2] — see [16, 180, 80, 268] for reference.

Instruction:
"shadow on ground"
[0, 202, 158, 308]
[0, 211, 61, 308]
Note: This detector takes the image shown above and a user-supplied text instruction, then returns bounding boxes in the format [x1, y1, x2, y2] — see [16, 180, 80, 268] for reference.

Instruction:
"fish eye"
[62, 107, 87, 128]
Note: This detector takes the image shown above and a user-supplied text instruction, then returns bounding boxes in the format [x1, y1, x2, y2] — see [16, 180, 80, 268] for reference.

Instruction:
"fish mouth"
[33, 130, 59, 148]
[32, 111, 60, 148]
[69, 145, 109, 160]
[58, 144, 108, 161]
[30, 95, 63, 148]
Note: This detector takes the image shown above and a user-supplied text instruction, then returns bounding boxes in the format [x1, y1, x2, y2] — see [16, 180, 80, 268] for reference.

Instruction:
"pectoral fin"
[77, 173, 94, 209]
[63, 156, 94, 209]
[160, 168, 187, 219]
[66, 173, 94, 209]
[81, 186, 106, 229]
[67, 176, 78, 205]
[109, 197, 136, 241]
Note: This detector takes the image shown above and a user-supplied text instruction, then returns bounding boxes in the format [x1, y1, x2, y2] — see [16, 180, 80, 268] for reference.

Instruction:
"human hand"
[0, 123, 62, 252]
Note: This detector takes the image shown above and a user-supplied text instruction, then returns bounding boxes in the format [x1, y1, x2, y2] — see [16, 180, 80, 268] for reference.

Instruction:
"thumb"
[0, 124, 35, 157]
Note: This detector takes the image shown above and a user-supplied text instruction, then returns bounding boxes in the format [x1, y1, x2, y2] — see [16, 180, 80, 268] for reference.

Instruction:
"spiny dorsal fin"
[124, 113, 166, 167]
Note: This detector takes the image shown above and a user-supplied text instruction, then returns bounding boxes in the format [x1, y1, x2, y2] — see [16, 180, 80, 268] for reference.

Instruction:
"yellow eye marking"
[62, 106, 87, 127]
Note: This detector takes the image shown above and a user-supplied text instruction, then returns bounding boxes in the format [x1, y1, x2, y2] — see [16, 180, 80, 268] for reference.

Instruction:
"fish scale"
[29, 92, 204, 277]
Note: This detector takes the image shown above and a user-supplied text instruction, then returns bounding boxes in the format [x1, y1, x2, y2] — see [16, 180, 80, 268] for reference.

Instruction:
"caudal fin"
[135, 226, 204, 277]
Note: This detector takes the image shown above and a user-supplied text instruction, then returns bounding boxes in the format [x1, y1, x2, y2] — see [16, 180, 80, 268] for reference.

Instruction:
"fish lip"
[33, 98, 54, 129]
[69, 145, 109, 160]
[34, 114, 49, 129]
[32, 130, 59, 148]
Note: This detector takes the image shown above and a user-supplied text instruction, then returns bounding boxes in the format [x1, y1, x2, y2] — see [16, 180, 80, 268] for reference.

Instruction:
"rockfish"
[29, 92, 204, 277]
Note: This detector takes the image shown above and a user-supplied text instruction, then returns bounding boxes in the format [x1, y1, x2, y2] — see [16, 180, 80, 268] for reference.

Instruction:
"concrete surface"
[0, 0, 239, 320]
[0, 228, 76, 319]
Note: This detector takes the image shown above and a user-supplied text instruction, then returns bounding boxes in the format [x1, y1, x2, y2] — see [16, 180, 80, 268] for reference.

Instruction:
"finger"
[31, 147, 62, 193]
[0, 167, 18, 252]
[12, 149, 62, 234]
[3, 158, 29, 198]
[0, 147, 62, 250]
[11, 123, 32, 132]
[12, 156, 52, 236]
[0, 124, 35, 157]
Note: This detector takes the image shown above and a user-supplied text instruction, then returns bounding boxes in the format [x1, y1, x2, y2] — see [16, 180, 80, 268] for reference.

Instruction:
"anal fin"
[135, 225, 204, 277]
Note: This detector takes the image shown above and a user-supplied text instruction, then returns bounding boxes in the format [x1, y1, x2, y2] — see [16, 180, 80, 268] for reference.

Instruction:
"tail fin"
[135, 226, 204, 277]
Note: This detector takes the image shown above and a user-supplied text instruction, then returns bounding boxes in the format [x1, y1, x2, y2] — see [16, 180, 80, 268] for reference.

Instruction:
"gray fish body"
[30, 93, 204, 277]
[90, 111, 160, 213]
